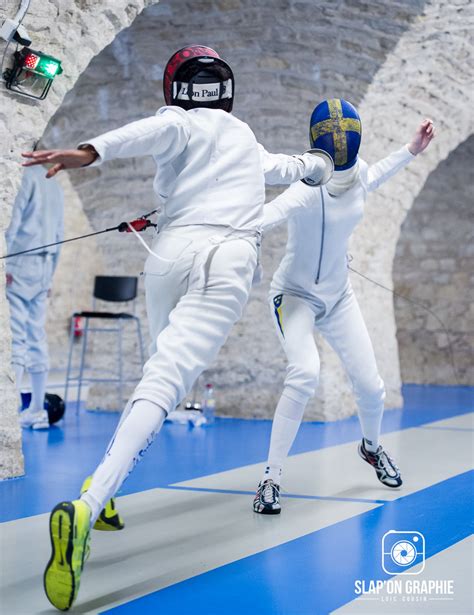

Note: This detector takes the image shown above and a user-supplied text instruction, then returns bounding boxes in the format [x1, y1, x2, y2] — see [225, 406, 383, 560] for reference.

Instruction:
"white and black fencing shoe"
[20, 409, 50, 430]
[253, 479, 281, 515]
[358, 439, 402, 488]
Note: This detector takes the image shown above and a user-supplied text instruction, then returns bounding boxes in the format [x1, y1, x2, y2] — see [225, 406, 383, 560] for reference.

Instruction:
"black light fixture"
[4, 46, 63, 100]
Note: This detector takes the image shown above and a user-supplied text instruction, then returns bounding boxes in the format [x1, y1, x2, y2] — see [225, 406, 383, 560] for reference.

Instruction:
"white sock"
[359, 407, 383, 452]
[80, 399, 166, 525]
[262, 391, 308, 484]
[79, 492, 100, 524]
[263, 465, 282, 484]
[13, 364, 25, 408]
[30, 371, 47, 413]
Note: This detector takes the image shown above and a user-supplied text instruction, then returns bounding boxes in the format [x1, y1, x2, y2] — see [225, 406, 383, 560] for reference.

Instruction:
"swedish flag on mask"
[309, 99, 361, 170]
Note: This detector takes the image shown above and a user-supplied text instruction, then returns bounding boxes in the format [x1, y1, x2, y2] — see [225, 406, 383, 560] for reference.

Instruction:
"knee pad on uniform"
[354, 376, 385, 413]
[284, 363, 319, 404]
[26, 361, 50, 373]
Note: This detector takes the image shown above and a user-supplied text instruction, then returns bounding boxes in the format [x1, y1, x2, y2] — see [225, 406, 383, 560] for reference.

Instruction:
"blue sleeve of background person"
[79, 107, 191, 166]
[363, 145, 415, 193]
[5, 171, 34, 251]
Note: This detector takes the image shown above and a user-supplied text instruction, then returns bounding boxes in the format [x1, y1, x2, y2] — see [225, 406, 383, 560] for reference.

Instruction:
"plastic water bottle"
[203, 383, 216, 425]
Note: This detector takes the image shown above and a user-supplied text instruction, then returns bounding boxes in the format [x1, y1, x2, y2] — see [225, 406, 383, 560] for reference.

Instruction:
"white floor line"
[415, 412, 473, 431]
[0, 489, 377, 614]
[173, 413, 474, 502]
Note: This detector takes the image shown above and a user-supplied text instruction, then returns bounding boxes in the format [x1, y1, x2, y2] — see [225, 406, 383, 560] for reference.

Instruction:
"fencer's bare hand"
[6, 273, 13, 286]
[408, 119, 435, 156]
[21, 147, 98, 178]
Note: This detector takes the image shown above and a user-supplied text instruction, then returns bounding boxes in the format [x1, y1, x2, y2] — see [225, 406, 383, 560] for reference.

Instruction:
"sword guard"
[118, 218, 156, 233]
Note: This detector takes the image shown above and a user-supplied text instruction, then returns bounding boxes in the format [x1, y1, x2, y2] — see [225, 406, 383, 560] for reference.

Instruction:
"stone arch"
[334, 0, 474, 417]
[32, 0, 473, 422]
[1, 1, 471, 480]
[393, 135, 474, 386]
[0, 0, 160, 478]
[39, 0, 430, 420]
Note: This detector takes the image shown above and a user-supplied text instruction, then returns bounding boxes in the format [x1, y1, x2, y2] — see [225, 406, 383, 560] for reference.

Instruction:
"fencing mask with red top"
[163, 45, 234, 112]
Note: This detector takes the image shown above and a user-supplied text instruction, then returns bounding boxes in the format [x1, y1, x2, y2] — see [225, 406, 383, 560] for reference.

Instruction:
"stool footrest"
[74, 311, 135, 320]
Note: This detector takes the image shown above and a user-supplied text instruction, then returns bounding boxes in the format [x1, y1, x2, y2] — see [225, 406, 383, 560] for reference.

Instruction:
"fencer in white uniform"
[253, 99, 435, 514]
[6, 164, 64, 430]
[23, 46, 333, 611]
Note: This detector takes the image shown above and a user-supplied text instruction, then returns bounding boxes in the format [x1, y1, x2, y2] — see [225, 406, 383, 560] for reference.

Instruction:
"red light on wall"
[23, 53, 39, 69]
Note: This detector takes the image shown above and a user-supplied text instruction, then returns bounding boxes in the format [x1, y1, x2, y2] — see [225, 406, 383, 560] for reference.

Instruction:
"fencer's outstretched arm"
[259, 145, 328, 186]
[262, 182, 319, 232]
[79, 110, 190, 165]
[22, 109, 191, 178]
[365, 119, 434, 193]
[364, 146, 415, 193]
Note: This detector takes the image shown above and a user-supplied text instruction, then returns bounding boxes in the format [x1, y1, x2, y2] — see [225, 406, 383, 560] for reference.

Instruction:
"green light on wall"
[37, 57, 62, 77]
[5, 47, 63, 100]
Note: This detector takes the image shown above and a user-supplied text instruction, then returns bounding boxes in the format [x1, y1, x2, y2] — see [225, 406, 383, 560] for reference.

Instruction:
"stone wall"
[45, 173, 104, 356]
[1, 0, 472, 480]
[394, 135, 474, 386]
[0, 0, 159, 479]
[344, 0, 474, 417]
[40, 0, 430, 418]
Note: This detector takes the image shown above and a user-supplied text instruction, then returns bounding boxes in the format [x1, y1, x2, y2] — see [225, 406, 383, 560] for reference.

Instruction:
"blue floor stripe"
[165, 484, 389, 505]
[1, 385, 472, 521]
[103, 470, 474, 615]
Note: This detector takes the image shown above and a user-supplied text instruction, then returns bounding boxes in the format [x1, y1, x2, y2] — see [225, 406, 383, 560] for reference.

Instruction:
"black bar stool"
[64, 275, 145, 412]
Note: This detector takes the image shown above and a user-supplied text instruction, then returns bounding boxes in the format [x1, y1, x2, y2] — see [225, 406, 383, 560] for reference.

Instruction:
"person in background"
[6, 162, 64, 430]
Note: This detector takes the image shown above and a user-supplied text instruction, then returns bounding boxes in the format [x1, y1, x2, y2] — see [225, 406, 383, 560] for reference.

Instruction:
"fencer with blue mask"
[253, 99, 435, 515]
[6, 164, 64, 430]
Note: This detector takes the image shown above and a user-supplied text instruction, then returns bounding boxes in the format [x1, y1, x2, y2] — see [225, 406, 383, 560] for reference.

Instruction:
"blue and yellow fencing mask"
[309, 99, 361, 170]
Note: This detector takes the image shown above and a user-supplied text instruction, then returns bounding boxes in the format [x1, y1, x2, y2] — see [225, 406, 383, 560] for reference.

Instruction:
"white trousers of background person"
[265, 287, 385, 477]
[81, 225, 258, 522]
[6, 253, 54, 373]
[7, 253, 55, 417]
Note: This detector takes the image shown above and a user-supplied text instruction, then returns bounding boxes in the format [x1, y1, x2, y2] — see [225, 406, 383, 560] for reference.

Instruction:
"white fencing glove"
[300, 149, 334, 186]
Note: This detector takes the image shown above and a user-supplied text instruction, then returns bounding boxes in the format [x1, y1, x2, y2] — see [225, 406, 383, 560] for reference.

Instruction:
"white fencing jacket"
[264, 146, 415, 311]
[82, 106, 326, 233]
[6, 165, 64, 264]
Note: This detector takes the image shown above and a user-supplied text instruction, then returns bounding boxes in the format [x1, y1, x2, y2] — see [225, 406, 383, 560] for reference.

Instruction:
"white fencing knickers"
[136, 225, 259, 409]
[264, 287, 385, 478]
[81, 226, 259, 521]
